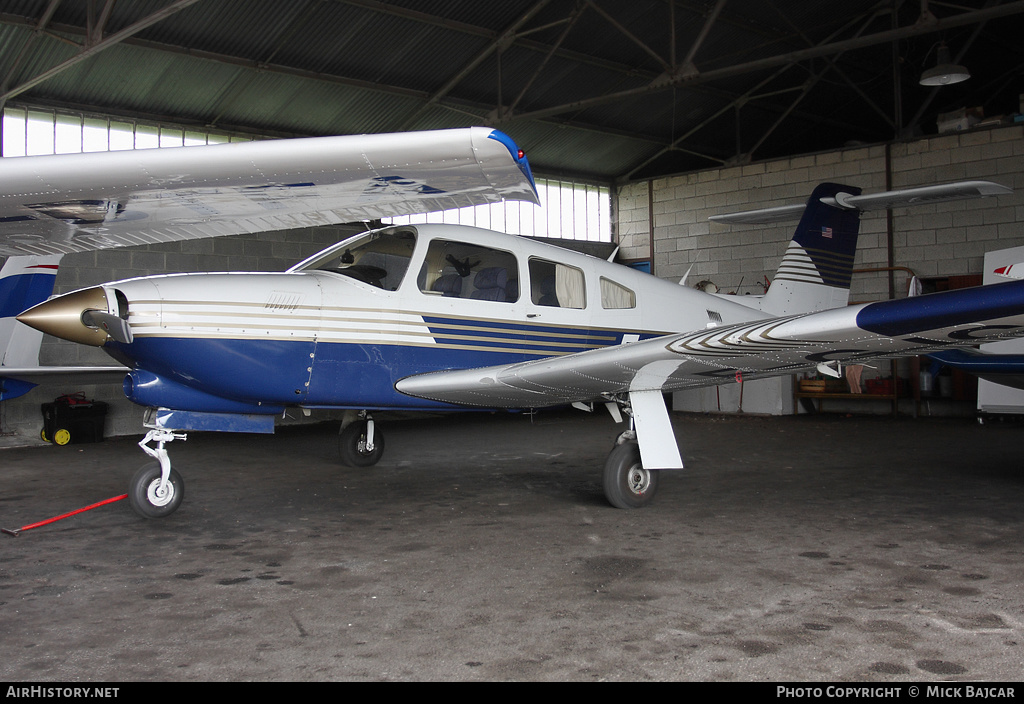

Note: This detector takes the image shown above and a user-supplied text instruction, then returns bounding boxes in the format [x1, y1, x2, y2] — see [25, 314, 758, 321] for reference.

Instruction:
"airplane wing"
[0, 127, 538, 257]
[709, 180, 1011, 225]
[396, 279, 1024, 407]
[927, 348, 1024, 391]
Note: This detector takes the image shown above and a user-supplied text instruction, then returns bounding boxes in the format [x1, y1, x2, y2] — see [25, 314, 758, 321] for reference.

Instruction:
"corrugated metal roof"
[0, 0, 1021, 181]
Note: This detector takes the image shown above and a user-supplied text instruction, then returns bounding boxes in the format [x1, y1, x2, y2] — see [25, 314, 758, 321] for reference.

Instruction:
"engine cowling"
[123, 369, 282, 414]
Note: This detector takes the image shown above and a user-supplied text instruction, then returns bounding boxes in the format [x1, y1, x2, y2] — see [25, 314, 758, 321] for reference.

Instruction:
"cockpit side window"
[418, 239, 519, 303]
[295, 227, 417, 290]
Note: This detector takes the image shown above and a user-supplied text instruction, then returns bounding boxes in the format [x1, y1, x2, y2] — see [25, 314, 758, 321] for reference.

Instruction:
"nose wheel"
[129, 461, 184, 518]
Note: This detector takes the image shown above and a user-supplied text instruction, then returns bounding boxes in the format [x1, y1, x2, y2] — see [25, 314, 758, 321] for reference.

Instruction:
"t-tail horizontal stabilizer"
[709, 180, 1012, 225]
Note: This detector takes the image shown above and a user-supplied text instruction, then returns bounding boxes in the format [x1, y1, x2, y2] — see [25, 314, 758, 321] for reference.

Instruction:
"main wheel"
[53, 427, 71, 445]
[128, 462, 184, 518]
[603, 441, 658, 509]
[339, 421, 385, 467]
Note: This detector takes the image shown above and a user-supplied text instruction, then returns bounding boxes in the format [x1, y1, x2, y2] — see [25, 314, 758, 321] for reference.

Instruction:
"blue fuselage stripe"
[421, 315, 645, 353]
[110, 314, 663, 411]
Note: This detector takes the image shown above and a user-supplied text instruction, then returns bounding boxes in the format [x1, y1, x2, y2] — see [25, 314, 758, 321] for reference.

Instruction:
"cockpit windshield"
[290, 227, 417, 290]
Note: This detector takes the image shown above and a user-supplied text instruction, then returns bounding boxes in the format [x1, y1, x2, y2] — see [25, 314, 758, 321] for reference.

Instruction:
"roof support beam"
[396, 0, 555, 130]
[86, 0, 117, 48]
[0, 2, 855, 152]
[0, 0, 64, 106]
[585, 1, 672, 74]
[499, 3, 588, 120]
[763, 0, 895, 131]
[681, 0, 729, 70]
[502, 1, 1024, 125]
[0, 0, 205, 104]
[624, 6, 885, 178]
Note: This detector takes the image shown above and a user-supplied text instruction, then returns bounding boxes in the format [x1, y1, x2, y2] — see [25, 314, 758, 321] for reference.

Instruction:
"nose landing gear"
[129, 427, 187, 518]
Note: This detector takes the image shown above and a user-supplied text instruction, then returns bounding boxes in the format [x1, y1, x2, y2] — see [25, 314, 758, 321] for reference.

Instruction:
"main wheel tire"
[339, 421, 385, 467]
[40, 428, 49, 443]
[128, 462, 184, 518]
[53, 427, 71, 446]
[603, 441, 658, 509]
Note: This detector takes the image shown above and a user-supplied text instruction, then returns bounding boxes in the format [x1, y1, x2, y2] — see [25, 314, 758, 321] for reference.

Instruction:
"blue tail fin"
[762, 183, 863, 315]
[0, 255, 62, 400]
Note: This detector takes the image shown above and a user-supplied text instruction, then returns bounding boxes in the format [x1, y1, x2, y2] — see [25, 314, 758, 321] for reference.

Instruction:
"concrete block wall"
[614, 124, 1024, 414]
[0, 224, 360, 442]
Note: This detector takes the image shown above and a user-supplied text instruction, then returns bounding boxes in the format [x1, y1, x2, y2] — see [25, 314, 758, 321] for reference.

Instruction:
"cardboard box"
[937, 106, 983, 133]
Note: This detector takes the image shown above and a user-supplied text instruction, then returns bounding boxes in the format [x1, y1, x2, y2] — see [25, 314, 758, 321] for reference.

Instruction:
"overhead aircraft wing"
[0, 127, 538, 257]
[396, 279, 1024, 408]
[709, 180, 1011, 225]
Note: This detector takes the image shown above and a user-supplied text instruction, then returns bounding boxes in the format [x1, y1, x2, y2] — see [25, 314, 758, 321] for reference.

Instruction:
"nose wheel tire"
[603, 441, 658, 509]
[339, 421, 385, 467]
[128, 461, 184, 518]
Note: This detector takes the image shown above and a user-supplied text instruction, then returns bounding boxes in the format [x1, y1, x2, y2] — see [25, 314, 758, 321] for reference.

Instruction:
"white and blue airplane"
[2, 126, 1022, 519]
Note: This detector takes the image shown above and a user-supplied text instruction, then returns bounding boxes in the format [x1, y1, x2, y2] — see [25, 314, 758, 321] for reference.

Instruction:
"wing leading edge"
[396, 279, 1024, 408]
[0, 127, 539, 257]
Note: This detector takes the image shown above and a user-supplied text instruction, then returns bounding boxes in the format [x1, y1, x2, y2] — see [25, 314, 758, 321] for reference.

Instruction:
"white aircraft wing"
[396, 279, 1024, 407]
[0, 127, 539, 257]
[709, 180, 1011, 225]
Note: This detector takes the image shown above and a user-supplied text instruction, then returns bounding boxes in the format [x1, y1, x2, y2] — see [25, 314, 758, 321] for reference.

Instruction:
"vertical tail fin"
[0, 255, 62, 400]
[710, 180, 1012, 316]
[761, 183, 862, 315]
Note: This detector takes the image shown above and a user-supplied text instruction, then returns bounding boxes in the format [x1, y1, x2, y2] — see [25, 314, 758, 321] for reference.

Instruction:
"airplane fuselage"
[84, 223, 769, 414]
[14, 178, 1022, 518]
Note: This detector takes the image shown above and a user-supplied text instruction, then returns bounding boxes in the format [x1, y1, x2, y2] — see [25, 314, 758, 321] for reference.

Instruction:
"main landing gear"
[597, 390, 681, 509]
[338, 412, 384, 467]
[334, 405, 669, 510]
[603, 433, 659, 509]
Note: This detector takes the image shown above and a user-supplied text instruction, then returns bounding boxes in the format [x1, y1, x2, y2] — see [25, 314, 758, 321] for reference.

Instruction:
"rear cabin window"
[529, 258, 586, 309]
[600, 277, 636, 309]
[418, 239, 519, 303]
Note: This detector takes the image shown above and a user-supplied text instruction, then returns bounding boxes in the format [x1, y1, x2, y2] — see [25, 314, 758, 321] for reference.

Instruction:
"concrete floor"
[1, 409, 1023, 681]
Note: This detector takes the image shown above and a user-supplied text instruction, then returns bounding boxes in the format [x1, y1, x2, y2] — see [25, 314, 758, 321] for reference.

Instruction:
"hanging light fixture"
[919, 42, 971, 86]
